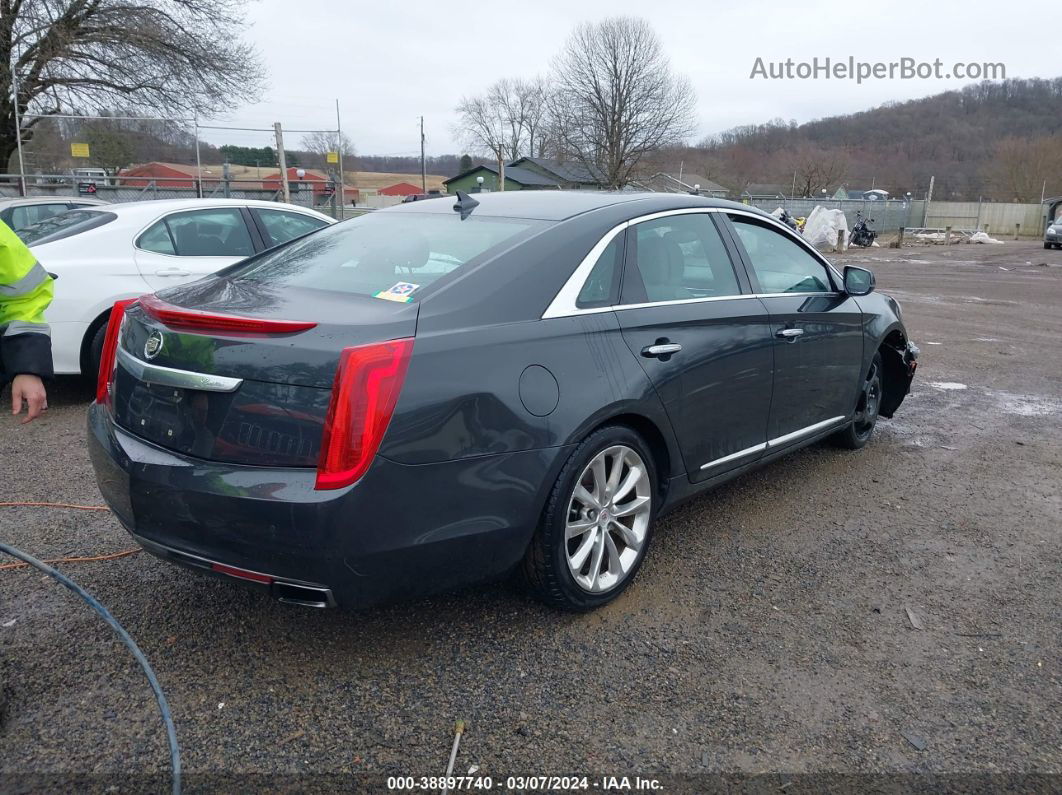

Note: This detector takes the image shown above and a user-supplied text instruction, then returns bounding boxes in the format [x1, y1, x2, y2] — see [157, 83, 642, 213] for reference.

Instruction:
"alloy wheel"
[564, 445, 652, 593]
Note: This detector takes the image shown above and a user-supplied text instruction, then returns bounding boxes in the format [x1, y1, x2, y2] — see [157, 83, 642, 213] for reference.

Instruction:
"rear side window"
[729, 216, 833, 293]
[138, 208, 254, 257]
[623, 213, 741, 303]
[138, 220, 176, 255]
[17, 209, 117, 246]
[576, 232, 624, 308]
[253, 208, 329, 247]
[233, 212, 545, 300]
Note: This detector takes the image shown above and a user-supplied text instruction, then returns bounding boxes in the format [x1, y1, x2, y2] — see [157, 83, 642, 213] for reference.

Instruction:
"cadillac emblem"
[144, 330, 164, 360]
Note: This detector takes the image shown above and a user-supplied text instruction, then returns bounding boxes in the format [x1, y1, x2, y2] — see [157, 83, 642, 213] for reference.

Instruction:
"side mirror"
[844, 265, 875, 296]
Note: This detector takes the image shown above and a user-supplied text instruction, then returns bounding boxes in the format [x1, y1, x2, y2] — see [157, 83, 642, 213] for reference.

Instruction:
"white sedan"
[23, 198, 334, 376]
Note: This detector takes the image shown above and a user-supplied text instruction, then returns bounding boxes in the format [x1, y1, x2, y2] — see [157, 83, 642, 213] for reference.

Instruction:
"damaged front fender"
[879, 339, 919, 418]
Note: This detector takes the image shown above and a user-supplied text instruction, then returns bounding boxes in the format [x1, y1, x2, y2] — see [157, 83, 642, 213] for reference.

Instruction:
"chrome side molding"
[699, 416, 846, 471]
[699, 442, 767, 471]
[117, 347, 243, 393]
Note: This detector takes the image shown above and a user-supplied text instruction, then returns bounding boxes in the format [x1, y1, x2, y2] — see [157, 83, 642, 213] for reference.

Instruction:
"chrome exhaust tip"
[272, 581, 336, 608]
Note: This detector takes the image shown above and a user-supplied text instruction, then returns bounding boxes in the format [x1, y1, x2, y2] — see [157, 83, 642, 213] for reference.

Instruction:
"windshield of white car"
[17, 209, 118, 246]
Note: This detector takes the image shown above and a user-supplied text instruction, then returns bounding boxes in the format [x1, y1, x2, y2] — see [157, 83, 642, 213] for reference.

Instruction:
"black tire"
[1046, 242, 1052, 249]
[86, 321, 108, 383]
[832, 352, 883, 450]
[523, 425, 657, 611]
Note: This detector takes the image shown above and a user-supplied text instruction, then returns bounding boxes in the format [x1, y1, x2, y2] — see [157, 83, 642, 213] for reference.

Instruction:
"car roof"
[0, 196, 108, 208]
[381, 190, 768, 222]
[63, 197, 334, 220]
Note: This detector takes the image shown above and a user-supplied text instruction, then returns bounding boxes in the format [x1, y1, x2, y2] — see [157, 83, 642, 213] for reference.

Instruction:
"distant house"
[638, 172, 729, 198]
[834, 186, 890, 201]
[740, 183, 790, 201]
[379, 181, 424, 197]
[119, 162, 202, 189]
[508, 157, 605, 190]
[444, 157, 607, 193]
[444, 163, 561, 193]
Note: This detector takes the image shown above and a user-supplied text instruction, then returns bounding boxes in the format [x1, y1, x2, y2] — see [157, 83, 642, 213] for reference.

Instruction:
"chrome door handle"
[641, 343, 682, 357]
[775, 328, 804, 340]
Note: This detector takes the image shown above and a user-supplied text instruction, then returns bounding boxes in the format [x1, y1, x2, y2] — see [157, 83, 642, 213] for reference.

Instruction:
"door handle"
[155, 267, 191, 277]
[775, 328, 804, 340]
[641, 342, 682, 358]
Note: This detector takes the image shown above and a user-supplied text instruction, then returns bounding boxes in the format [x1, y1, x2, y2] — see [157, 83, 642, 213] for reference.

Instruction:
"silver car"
[1046, 218, 1062, 249]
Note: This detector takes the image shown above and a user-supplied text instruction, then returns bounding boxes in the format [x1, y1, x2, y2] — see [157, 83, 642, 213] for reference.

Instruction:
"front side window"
[138, 208, 254, 257]
[253, 209, 329, 248]
[624, 213, 741, 303]
[729, 216, 833, 294]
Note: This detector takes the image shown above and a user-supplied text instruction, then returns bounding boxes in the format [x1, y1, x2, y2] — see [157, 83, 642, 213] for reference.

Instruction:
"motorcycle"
[777, 208, 800, 232]
[850, 212, 878, 247]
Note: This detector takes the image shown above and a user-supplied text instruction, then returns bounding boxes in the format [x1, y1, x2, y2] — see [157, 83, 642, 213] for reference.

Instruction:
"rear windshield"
[231, 211, 545, 301]
[18, 209, 117, 246]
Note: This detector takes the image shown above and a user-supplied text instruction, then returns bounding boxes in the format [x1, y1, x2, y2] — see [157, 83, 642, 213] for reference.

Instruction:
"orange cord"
[0, 548, 141, 571]
[0, 501, 140, 570]
[0, 501, 110, 511]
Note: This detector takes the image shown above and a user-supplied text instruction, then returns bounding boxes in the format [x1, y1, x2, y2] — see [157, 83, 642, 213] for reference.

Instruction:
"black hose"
[0, 541, 181, 794]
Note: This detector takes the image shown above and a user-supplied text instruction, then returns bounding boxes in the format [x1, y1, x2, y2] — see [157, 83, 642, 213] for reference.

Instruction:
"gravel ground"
[1, 240, 1060, 792]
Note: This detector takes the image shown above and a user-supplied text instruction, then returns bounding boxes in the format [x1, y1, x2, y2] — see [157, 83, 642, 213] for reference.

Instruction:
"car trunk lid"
[110, 277, 418, 467]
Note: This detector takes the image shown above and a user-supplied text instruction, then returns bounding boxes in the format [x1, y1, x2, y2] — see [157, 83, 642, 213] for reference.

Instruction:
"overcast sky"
[202, 0, 1059, 157]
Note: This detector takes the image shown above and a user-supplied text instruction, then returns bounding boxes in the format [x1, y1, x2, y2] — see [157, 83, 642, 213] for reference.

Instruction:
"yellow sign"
[70, 142, 90, 158]
[326, 151, 339, 164]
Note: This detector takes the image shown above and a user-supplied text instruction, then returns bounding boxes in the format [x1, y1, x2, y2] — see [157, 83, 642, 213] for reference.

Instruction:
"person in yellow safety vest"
[0, 219, 54, 423]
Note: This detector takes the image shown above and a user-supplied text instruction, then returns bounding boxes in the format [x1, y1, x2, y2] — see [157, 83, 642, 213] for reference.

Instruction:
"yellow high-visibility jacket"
[0, 219, 54, 381]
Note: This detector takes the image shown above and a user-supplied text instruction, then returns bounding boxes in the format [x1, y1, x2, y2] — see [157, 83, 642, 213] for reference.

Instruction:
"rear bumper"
[88, 402, 570, 607]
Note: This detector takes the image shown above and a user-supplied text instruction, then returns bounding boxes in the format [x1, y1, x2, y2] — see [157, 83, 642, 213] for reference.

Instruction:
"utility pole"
[419, 116, 426, 193]
[274, 122, 291, 203]
[10, 59, 27, 196]
[336, 100, 345, 220]
[923, 175, 934, 227]
[193, 111, 203, 198]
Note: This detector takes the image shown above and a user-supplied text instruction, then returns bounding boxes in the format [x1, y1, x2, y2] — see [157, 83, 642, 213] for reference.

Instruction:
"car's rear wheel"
[832, 352, 883, 450]
[523, 425, 656, 611]
[86, 321, 107, 382]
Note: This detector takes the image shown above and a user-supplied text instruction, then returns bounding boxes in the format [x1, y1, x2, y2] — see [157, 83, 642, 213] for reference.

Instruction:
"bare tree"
[454, 78, 551, 190]
[454, 90, 509, 189]
[788, 145, 850, 197]
[299, 130, 356, 172]
[504, 77, 549, 159]
[1, 0, 263, 172]
[548, 17, 696, 189]
[987, 136, 1062, 202]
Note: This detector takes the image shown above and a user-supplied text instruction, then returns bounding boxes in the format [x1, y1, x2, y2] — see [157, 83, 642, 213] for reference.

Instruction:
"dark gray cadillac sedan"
[88, 191, 918, 611]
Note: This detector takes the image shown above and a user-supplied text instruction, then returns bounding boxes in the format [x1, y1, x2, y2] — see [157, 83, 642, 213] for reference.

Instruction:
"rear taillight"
[96, 298, 139, 405]
[315, 338, 414, 490]
[138, 293, 317, 335]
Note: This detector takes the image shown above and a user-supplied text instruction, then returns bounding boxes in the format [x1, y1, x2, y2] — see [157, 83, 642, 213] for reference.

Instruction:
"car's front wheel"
[833, 352, 883, 449]
[523, 425, 656, 611]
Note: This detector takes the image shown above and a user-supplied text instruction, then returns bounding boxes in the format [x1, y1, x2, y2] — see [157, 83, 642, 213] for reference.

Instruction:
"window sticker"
[373, 281, 419, 303]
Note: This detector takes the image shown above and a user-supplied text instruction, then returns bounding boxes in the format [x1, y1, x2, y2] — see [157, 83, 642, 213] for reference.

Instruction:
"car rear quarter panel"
[381, 203, 685, 482]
